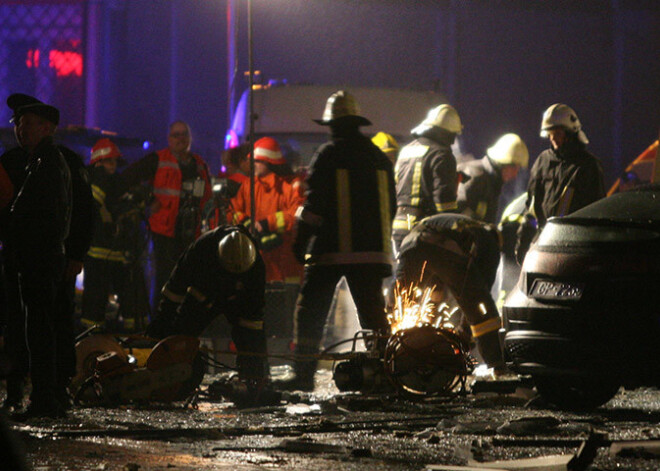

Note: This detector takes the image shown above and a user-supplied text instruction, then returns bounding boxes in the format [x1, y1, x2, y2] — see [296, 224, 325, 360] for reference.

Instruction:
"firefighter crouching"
[395, 213, 506, 373]
[146, 225, 268, 383]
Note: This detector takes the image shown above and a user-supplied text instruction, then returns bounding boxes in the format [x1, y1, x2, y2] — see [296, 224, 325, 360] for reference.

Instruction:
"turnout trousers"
[292, 263, 391, 381]
[396, 240, 504, 368]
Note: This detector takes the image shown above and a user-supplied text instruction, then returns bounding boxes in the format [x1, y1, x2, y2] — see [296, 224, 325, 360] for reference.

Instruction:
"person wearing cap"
[146, 225, 269, 388]
[1, 94, 93, 416]
[457, 133, 529, 224]
[81, 138, 130, 329]
[122, 120, 212, 308]
[227, 137, 304, 285]
[392, 104, 462, 255]
[275, 91, 396, 392]
[3, 93, 73, 419]
[515, 104, 605, 264]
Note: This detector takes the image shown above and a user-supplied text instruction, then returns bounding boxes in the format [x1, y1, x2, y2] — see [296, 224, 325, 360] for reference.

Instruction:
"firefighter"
[145, 226, 268, 382]
[122, 121, 212, 305]
[276, 90, 396, 392]
[372, 131, 400, 166]
[494, 193, 528, 310]
[81, 138, 129, 329]
[393, 104, 462, 255]
[515, 104, 605, 263]
[227, 137, 303, 284]
[5, 95, 72, 420]
[457, 133, 529, 224]
[395, 213, 505, 371]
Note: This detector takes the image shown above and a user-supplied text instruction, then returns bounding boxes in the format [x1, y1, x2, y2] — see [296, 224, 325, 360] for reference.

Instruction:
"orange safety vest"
[149, 149, 211, 238]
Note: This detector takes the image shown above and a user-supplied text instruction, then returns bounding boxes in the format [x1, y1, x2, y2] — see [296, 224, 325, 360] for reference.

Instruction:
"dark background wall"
[3, 0, 659, 185]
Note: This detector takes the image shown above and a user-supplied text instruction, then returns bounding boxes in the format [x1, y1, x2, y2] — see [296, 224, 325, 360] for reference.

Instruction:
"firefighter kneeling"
[146, 226, 270, 397]
[395, 213, 507, 375]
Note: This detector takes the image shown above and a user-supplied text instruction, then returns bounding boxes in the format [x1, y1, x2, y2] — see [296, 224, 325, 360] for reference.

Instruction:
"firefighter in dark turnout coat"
[277, 91, 396, 391]
[457, 133, 529, 224]
[393, 104, 462, 254]
[146, 226, 268, 381]
[516, 104, 605, 264]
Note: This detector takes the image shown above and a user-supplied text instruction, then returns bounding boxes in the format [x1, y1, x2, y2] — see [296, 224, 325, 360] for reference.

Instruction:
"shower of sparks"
[387, 270, 459, 334]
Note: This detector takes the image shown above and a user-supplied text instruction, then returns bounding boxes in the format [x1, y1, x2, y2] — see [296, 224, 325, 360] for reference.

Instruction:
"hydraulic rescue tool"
[73, 334, 204, 405]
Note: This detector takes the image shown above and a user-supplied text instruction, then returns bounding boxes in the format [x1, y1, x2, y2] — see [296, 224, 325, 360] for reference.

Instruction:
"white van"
[225, 84, 447, 169]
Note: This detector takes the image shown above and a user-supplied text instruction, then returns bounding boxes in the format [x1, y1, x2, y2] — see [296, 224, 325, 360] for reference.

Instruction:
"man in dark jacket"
[1, 95, 94, 415]
[393, 104, 462, 255]
[516, 104, 605, 264]
[277, 90, 396, 391]
[146, 226, 268, 382]
[396, 213, 505, 371]
[457, 133, 529, 224]
[5, 94, 73, 419]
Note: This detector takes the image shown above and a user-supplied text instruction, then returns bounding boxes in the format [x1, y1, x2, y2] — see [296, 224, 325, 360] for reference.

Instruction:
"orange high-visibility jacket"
[229, 172, 303, 282]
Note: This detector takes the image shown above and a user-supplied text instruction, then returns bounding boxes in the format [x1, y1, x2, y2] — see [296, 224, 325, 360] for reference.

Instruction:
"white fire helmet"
[487, 133, 529, 168]
[540, 103, 589, 144]
[412, 104, 463, 136]
[217, 230, 257, 274]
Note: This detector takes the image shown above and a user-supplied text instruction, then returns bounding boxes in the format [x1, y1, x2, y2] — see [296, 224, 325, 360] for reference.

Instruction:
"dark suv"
[502, 186, 660, 409]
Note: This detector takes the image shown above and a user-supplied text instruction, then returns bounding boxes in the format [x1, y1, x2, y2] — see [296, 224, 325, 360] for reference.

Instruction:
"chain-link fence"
[0, 1, 86, 126]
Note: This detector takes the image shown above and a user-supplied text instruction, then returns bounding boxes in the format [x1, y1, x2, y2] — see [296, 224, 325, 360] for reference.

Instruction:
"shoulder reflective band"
[470, 316, 502, 338]
[336, 168, 352, 252]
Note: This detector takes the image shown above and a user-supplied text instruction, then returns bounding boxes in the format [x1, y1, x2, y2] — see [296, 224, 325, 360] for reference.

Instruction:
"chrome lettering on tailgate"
[530, 279, 584, 300]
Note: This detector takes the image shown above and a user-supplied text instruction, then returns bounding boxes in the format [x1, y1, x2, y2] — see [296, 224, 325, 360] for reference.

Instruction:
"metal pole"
[247, 0, 256, 236]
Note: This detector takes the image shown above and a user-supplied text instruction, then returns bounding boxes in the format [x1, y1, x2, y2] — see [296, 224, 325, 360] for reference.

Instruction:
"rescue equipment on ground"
[73, 334, 205, 405]
[332, 282, 474, 398]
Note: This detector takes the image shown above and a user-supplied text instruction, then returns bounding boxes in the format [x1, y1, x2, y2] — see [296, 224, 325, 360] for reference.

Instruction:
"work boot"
[2, 377, 25, 412]
[9, 399, 66, 422]
[273, 360, 317, 392]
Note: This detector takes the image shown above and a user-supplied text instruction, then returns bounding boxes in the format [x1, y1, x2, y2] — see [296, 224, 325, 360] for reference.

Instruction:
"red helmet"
[90, 138, 121, 165]
[253, 137, 284, 165]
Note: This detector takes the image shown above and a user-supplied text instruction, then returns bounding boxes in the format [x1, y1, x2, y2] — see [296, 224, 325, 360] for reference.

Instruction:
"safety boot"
[2, 377, 25, 412]
[273, 359, 317, 392]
